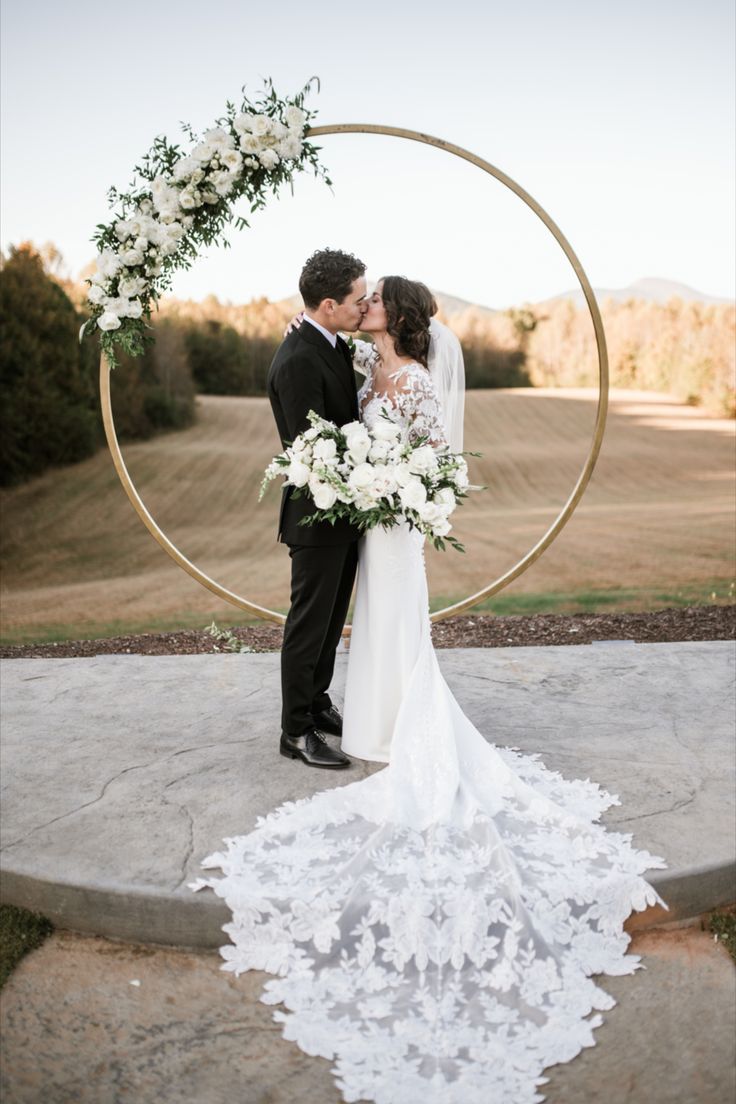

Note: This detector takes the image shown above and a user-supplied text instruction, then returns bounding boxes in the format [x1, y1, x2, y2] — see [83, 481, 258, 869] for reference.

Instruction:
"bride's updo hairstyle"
[381, 276, 437, 367]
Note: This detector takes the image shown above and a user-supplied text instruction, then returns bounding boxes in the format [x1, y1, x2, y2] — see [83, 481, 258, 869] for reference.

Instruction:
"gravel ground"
[1, 605, 733, 658]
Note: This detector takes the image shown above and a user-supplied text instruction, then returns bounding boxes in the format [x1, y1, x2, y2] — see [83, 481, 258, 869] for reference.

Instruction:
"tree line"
[2, 241, 732, 487]
[0, 244, 196, 486]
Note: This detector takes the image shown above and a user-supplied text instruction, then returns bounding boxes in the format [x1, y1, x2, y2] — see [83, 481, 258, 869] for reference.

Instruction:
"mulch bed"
[1, 605, 733, 659]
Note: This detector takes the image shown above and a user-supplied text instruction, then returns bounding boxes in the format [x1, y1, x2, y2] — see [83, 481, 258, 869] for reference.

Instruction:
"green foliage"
[101, 317, 196, 440]
[707, 910, 736, 963]
[204, 620, 255, 653]
[462, 342, 531, 389]
[0, 245, 101, 485]
[185, 320, 278, 396]
[0, 244, 197, 484]
[0, 904, 53, 990]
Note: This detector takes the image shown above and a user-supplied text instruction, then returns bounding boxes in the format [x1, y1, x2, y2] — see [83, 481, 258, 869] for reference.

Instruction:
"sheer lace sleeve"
[392, 364, 448, 448]
[350, 338, 378, 378]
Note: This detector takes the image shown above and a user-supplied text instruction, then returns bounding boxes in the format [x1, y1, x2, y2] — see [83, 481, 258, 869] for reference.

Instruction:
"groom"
[267, 248, 368, 769]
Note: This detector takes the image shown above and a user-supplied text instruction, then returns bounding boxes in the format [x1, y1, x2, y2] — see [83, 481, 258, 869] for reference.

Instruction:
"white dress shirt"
[303, 313, 337, 348]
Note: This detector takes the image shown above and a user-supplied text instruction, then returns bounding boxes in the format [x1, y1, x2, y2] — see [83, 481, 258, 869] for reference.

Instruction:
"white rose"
[313, 437, 337, 461]
[203, 126, 234, 150]
[431, 517, 452, 538]
[122, 298, 143, 319]
[302, 427, 320, 441]
[287, 459, 310, 487]
[418, 501, 445, 525]
[114, 219, 133, 241]
[393, 463, 414, 487]
[453, 467, 469, 490]
[354, 491, 378, 511]
[118, 275, 146, 299]
[311, 482, 338, 510]
[172, 155, 200, 182]
[347, 443, 370, 465]
[251, 114, 273, 136]
[97, 311, 121, 331]
[191, 140, 216, 163]
[233, 112, 255, 134]
[399, 478, 427, 511]
[178, 190, 198, 210]
[408, 445, 439, 476]
[368, 439, 390, 463]
[145, 259, 163, 277]
[238, 133, 261, 154]
[370, 464, 398, 496]
[94, 248, 122, 281]
[278, 135, 302, 160]
[285, 105, 307, 130]
[120, 247, 145, 267]
[133, 235, 148, 252]
[268, 120, 287, 141]
[371, 417, 401, 442]
[344, 423, 370, 447]
[434, 486, 456, 509]
[348, 463, 376, 491]
[87, 284, 107, 305]
[258, 148, 280, 169]
[220, 148, 243, 172]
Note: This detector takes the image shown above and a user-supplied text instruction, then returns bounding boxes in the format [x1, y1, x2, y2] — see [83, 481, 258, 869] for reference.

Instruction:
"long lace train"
[190, 635, 667, 1104]
[192, 362, 667, 1102]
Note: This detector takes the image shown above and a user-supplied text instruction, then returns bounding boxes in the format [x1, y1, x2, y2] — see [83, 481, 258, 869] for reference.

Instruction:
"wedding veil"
[428, 318, 465, 452]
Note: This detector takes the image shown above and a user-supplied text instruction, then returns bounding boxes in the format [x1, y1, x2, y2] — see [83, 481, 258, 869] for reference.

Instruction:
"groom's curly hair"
[381, 276, 438, 367]
[299, 248, 366, 308]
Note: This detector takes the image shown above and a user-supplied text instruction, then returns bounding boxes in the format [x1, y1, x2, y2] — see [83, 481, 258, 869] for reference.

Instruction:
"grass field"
[1, 388, 734, 645]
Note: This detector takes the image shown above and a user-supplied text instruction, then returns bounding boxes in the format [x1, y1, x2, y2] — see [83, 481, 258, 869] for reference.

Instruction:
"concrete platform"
[1, 642, 734, 948]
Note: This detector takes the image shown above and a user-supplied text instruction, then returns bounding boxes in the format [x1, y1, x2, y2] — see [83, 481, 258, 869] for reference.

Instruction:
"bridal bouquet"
[260, 410, 476, 552]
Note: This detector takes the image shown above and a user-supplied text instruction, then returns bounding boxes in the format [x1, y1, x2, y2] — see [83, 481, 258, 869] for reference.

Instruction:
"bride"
[191, 276, 667, 1104]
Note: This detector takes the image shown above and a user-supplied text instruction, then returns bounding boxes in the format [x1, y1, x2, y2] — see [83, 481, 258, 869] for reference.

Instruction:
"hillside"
[1, 388, 733, 642]
[541, 277, 732, 308]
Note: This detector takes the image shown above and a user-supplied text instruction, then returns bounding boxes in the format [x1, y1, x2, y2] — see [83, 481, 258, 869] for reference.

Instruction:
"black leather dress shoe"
[280, 728, 351, 769]
[311, 704, 343, 736]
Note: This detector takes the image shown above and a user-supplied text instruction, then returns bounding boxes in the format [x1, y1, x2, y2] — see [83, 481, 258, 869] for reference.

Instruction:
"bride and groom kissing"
[267, 246, 454, 770]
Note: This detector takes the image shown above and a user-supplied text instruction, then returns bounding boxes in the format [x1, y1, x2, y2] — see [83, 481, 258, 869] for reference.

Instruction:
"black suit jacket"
[267, 321, 362, 546]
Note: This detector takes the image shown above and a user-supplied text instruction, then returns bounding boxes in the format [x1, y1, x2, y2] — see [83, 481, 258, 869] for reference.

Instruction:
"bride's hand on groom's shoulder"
[284, 311, 305, 336]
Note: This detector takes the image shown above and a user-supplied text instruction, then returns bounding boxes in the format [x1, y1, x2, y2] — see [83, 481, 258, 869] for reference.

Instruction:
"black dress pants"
[281, 540, 359, 735]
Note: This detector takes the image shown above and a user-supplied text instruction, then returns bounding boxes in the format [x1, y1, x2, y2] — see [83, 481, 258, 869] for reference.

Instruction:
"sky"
[1, 0, 734, 309]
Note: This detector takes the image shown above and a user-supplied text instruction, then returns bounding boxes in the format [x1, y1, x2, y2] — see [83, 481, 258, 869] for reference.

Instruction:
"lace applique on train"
[191, 337, 668, 1103]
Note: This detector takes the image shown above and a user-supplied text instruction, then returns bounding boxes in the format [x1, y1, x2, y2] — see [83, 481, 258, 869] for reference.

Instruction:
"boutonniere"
[346, 335, 357, 359]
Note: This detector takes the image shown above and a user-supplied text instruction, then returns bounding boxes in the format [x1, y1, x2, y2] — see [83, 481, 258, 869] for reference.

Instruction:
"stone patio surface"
[1, 642, 734, 948]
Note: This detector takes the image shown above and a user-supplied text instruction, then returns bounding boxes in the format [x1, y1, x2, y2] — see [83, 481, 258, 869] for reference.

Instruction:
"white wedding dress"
[190, 350, 668, 1104]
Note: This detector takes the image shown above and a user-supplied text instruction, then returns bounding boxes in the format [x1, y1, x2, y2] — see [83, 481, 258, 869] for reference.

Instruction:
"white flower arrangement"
[260, 410, 478, 552]
[81, 79, 327, 366]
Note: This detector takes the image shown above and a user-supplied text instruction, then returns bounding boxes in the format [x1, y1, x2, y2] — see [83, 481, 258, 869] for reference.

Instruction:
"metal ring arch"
[99, 123, 609, 626]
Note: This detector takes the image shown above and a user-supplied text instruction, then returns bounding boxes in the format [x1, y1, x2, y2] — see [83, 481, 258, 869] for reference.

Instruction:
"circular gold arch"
[100, 123, 609, 626]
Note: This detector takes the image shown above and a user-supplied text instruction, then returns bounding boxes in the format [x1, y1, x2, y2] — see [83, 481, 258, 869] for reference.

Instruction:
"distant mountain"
[432, 291, 496, 317]
[540, 277, 732, 307]
[276, 289, 496, 317]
